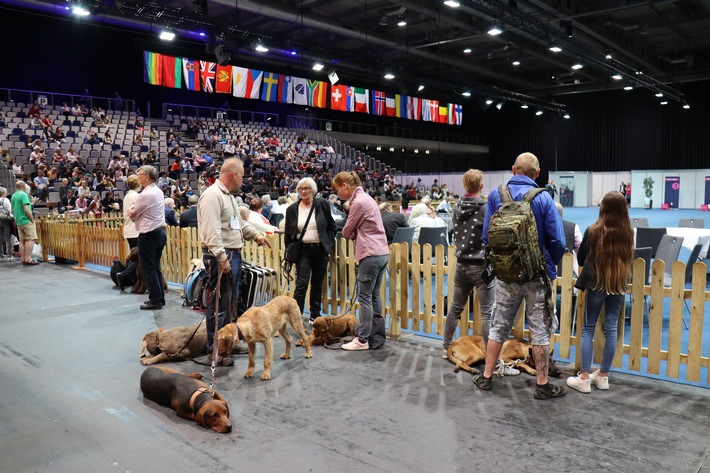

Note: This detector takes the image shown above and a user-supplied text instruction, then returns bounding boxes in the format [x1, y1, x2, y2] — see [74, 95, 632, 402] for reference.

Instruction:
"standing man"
[11, 181, 39, 265]
[127, 166, 166, 310]
[198, 158, 269, 364]
[473, 152, 567, 400]
[545, 179, 557, 200]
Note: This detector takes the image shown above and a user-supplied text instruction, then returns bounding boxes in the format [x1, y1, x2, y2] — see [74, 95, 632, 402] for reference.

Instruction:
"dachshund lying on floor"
[140, 366, 232, 433]
[446, 335, 561, 377]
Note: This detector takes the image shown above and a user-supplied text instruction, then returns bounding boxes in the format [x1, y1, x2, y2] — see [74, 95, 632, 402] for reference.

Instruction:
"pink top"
[130, 182, 166, 233]
[341, 186, 389, 262]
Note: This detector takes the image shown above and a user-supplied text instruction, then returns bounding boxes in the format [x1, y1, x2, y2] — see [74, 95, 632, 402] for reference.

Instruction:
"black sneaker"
[534, 382, 567, 400]
[472, 373, 492, 391]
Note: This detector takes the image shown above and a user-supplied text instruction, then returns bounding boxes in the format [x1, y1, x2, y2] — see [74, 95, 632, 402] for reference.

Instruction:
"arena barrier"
[36, 217, 709, 387]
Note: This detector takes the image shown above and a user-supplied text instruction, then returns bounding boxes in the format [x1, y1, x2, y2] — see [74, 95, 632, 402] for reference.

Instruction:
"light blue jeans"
[580, 290, 624, 373]
[355, 254, 389, 342]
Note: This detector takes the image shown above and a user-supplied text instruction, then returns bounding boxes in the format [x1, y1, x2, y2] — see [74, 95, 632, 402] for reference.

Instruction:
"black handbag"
[284, 203, 315, 264]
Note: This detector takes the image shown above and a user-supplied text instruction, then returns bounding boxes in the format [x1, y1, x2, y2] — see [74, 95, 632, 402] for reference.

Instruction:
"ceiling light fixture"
[520, 104, 529, 109]
[72, 5, 90, 16]
[485, 99, 494, 105]
[571, 62, 583, 70]
[563, 113, 571, 119]
[549, 45, 562, 53]
[417, 84, 425, 92]
[159, 29, 175, 41]
[611, 74, 622, 80]
[443, 0, 461, 7]
[512, 59, 521, 66]
[683, 103, 690, 109]
[312, 62, 325, 71]
[624, 86, 634, 90]
[254, 40, 269, 53]
[384, 72, 395, 79]
[463, 47, 472, 54]
[660, 101, 668, 105]
[487, 25, 503, 36]
[462, 91, 472, 97]
[535, 110, 544, 116]
[397, 17, 407, 27]
[655, 92, 663, 97]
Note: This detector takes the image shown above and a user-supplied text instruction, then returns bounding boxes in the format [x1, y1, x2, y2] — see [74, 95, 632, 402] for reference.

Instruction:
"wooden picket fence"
[35, 217, 710, 387]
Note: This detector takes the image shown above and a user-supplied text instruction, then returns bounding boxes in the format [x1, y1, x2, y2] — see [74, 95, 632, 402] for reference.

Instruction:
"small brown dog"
[130, 248, 168, 295]
[447, 335, 560, 377]
[140, 366, 232, 433]
[218, 295, 312, 380]
[139, 321, 207, 365]
[297, 313, 358, 346]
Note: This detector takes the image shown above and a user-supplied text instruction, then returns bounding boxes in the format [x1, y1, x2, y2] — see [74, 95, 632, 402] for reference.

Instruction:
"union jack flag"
[200, 60, 216, 93]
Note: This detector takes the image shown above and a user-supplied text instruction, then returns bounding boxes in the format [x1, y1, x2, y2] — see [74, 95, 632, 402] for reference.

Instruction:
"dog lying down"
[296, 313, 358, 347]
[218, 295, 312, 380]
[140, 366, 232, 433]
[140, 320, 207, 365]
[446, 335, 561, 377]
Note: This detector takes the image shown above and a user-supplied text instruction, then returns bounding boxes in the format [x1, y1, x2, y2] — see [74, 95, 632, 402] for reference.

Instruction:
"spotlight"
[487, 25, 503, 36]
[605, 53, 613, 59]
[254, 40, 269, 53]
[462, 91, 472, 97]
[463, 47, 472, 54]
[660, 101, 668, 105]
[397, 17, 407, 27]
[198, 32, 206, 37]
[72, 5, 90, 16]
[417, 84, 425, 92]
[312, 62, 325, 71]
[571, 63, 583, 70]
[655, 92, 663, 97]
[683, 103, 690, 109]
[495, 101, 504, 110]
[512, 59, 521, 66]
[485, 99, 493, 105]
[549, 45, 562, 53]
[520, 104, 529, 109]
[535, 110, 543, 116]
[290, 50, 297, 55]
[563, 113, 571, 119]
[611, 74, 623, 80]
[159, 29, 175, 41]
[443, 0, 460, 7]
[624, 86, 634, 91]
[384, 72, 395, 79]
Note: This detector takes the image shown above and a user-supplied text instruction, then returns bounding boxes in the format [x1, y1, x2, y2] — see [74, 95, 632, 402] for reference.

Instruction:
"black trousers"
[293, 243, 328, 319]
[137, 227, 166, 305]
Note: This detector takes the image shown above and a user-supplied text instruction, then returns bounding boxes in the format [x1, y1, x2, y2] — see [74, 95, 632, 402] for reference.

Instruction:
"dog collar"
[235, 323, 244, 341]
[189, 387, 210, 411]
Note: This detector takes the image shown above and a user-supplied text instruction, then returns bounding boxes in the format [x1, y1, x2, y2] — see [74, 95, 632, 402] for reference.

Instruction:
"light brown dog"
[140, 366, 232, 433]
[296, 313, 358, 346]
[218, 295, 312, 380]
[446, 335, 560, 377]
[140, 321, 207, 365]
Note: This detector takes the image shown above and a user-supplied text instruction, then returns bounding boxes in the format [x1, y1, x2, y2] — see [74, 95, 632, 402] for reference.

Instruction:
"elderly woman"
[0, 187, 14, 260]
[122, 174, 141, 249]
[284, 177, 337, 324]
[408, 203, 449, 244]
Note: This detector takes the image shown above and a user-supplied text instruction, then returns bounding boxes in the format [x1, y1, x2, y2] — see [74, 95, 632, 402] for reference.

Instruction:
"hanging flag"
[261, 72, 280, 101]
[292, 77, 308, 105]
[409, 96, 422, 120]
[439, 105, 449, 123]
[354, 87, 369, 113]
[143, 51, 161, 86]
[371, 90, 386, 115]
[200, 60, 216, 93]
[160, 55, 182, 88]
[232, 67, 263, 99]
[429, 99, 440, 123]
[395, 94, 408, 118]
[331, 85, 353, 111]
[421, 99, 431, 121]
[278, 75, 293, 103]
[454, 103, 463, 125]
[182, 58, 200, 91]
[246, 69, 263, 99]
[307, 80, 328, 108]
[385, 93, 396, 117]
[215, 64, 232, 94]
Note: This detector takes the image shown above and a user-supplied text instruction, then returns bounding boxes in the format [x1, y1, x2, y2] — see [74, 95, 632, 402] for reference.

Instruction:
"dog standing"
[218, 295, 312, 380]
[447, 335, 560, 377]
[140, 366, 232, 433]
[139, 320, 208, 365]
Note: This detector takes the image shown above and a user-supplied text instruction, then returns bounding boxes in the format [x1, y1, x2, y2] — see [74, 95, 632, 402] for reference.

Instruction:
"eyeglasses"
[298, 187, 311, 192]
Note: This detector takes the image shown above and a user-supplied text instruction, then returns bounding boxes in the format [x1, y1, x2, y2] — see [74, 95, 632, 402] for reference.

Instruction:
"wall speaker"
[214, 44, 231, 66]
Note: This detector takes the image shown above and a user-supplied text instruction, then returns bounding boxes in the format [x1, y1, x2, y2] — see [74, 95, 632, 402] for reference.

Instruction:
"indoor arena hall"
[1, 258, 709, 473]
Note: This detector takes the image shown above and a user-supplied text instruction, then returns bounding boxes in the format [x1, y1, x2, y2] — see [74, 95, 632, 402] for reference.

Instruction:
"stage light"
[487, 25, 503, 36]
[312, 62, 325, 71]
[159, 29, 175, 41]
[72, 5, 90, 16]
[417, 84, 425, 92]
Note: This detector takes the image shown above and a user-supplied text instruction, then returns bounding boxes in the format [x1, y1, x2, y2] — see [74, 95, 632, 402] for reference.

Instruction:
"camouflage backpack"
[487, 185, 547, 284]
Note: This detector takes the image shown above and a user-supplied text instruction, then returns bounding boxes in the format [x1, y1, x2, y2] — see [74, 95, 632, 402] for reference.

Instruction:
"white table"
[666, 227, 710, 258]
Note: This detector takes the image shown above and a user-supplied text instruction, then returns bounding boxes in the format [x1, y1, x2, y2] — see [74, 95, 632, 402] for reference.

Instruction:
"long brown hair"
[588, 191, 634, 293]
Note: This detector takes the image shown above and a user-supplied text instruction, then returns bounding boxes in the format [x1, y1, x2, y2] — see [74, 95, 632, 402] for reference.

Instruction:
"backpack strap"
[522, 187, 547, 203]
[498, 184, 513, 203]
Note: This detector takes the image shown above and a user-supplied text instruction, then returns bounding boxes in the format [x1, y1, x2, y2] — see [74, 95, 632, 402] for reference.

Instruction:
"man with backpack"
[473, 152, 567, 400]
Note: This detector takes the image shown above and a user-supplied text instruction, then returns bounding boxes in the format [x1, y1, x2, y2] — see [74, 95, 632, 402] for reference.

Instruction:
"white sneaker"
[566, 373, 591, 393]
[341, 337, 369, 351]
[442, 348, 448, 359]
[495, 359, 520, 376]
[589, 370, 610, 390]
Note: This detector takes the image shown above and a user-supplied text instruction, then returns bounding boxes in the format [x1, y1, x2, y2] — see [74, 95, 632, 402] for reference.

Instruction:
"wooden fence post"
[76, 219, 85, 268]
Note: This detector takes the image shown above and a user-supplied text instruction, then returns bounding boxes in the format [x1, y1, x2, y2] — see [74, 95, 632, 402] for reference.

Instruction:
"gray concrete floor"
[1, 260, 709, 473]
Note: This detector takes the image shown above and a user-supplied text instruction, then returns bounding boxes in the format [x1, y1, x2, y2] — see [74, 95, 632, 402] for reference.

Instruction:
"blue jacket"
[482, 175, 566, 279]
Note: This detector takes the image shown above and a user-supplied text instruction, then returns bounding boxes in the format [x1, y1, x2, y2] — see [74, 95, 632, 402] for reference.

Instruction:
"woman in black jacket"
[284, 177, 337, 324]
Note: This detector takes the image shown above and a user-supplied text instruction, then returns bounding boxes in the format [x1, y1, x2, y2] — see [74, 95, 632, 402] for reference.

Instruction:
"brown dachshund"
[139, 366, 232, 433]
[296, 313, 358, 347]
[446, 335, 561, 377]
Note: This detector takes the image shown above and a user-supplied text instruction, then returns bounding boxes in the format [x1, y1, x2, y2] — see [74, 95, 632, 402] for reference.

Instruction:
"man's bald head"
[513, 152, 540, 179]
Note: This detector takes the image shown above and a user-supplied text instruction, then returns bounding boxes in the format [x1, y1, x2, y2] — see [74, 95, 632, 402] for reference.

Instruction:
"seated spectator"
[168, 159, 181, 180]
[33, 170, 50, 201]
[61, 102, 71, 117]
[437, 198, 452, 214]
[380, 202, 409, 243]
[238, 205, 275, 234]
[57, 178, 70, 199]
[103, 129, 113, 145]
[408, 203, 449, 244]
[52, 149, 64, 165]
[28, 100, 42, 118]
[164, 198, 179, 226]
[71, 104, 82, 116]
[83, 129, 100, 145]
[149, 127, 158, 141]
[179, 194, 199, 228]
[133, 133, 143, 146]
[76, 179, 92, 198]
[59, 189, 76, 214]
[74, 194, 88, 213]
[180, 155, 194, 173]
[132, 150, 145, 167]
[40, 115, 54, 141]
[52, 127, 66, 144]
[88, 194, 103, 217]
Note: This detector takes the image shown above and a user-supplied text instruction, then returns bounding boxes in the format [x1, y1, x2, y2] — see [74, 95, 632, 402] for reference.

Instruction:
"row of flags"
[143, 51, 463, 125]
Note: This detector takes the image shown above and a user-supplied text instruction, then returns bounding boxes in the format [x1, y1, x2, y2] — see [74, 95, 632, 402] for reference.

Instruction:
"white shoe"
[495, 359, 520, 376]
[589, 370, 610, 390]
[342, 338, 369, 351]
[441, 348, 448, 359]
[566, 373, 591, 393]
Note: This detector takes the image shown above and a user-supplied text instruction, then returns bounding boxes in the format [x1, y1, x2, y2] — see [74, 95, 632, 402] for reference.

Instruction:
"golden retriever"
[218, 295, 312, 380]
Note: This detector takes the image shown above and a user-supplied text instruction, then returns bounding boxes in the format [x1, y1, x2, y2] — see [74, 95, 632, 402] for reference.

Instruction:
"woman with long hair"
[284, 177, 337, 324]
[331, 171, 389, 350]
[567, 191, 633, 393]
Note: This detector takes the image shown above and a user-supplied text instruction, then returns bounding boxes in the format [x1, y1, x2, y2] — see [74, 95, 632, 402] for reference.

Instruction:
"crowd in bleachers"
[0, 96, 453, 226]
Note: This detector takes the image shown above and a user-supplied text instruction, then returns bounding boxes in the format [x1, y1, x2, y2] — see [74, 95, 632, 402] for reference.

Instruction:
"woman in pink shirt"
[332, 171, 389, 351]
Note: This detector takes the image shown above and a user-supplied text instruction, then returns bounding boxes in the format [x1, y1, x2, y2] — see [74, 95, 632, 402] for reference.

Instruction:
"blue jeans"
[203, 249, 242, 351]
[443, 262, 495, 348]
[293, 243, 328, 319]
[137, 227, 166, 305]
[355, 254, 389, 342]
[580, 290, 624, 373]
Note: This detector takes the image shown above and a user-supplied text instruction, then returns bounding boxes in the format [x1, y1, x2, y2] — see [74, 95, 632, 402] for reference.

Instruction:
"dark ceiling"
[4, 0, 710, 112]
